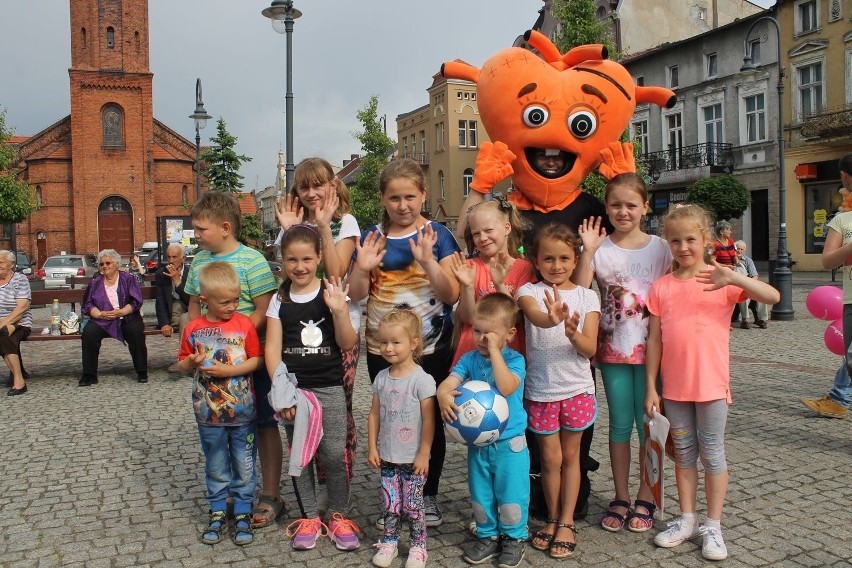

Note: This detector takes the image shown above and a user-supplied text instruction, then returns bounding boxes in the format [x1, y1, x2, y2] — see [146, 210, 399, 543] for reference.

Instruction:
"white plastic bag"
[59, 310, 80, 335]
[643, 406, 670, 517]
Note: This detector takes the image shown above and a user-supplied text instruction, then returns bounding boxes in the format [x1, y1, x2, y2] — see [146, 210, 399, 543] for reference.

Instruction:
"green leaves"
[687, 174, 751, 221]
[551, 0, 618, 57]
[351, 96, 395, 229]
[0, 108, 37, 226]
[199, 117, 252, 193]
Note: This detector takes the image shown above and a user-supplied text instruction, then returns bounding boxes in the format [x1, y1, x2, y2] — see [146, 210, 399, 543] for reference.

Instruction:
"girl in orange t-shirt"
[644, 205, 779, 561]
[449, 198, 535, 367]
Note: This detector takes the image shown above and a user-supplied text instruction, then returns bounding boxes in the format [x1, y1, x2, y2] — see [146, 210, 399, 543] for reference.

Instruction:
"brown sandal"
[550, 523, 578, 559]
[531, 519, 558, 551]
[250, 495, 285, 528]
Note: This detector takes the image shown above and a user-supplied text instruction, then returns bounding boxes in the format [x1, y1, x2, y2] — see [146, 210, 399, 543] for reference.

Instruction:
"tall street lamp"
[741, 16, 794, 321]
[262, 0, 302, 197]
[189, 78, 212, 201]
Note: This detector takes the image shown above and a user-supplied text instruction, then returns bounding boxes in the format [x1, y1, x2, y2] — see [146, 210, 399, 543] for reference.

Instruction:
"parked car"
[37, 254, 99, 289]
[15, 251, 34, 275]
[144, 249, 194, 274]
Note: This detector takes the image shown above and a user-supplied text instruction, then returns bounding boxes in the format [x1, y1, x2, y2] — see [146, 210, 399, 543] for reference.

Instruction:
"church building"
[6, 0, 199, 267]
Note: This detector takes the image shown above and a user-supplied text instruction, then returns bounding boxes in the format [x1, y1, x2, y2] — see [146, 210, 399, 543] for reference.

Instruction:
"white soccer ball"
[444, 380, 510, 446]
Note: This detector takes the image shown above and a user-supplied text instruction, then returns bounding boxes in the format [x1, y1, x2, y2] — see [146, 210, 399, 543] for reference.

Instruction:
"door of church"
[98, 197, 134, 254]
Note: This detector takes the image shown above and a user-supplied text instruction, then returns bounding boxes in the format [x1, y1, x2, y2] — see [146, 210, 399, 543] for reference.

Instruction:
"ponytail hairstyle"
[378, 158, 427, 234]
[291, 157, 352, 222]
[463, 195, 529, 258]
[277, 224, 321, 303]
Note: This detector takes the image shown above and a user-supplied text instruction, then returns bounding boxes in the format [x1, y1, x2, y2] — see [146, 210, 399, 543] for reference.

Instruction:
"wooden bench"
[28, 277, 164, 341]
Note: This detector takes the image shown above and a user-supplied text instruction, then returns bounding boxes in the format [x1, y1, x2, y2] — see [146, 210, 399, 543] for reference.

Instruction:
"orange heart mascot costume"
[442, 30, 675, 517]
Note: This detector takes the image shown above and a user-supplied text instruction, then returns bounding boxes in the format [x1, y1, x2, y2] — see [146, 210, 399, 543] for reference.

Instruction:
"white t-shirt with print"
[827, 211, 852, 305]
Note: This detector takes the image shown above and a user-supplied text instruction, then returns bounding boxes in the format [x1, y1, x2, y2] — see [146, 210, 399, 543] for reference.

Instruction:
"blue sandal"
[201, 510, 227, 545]
[233, 513, 254, 546]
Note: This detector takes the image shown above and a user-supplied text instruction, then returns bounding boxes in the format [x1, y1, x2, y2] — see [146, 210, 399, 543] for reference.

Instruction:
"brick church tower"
[9, 0, 197, 264]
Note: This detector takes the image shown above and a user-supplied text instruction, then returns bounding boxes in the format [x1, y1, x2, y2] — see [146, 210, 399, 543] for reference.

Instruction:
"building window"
[106, 26, 115, 49]
[402, 136, 408, 158]
[634, 75, 645, 86]
[744, 94, 766, 143]
[35, 185, 43, 207]
[797, 61, 824, 120]
[457, 92, 463, 99]
[805, 182, 840, 253]
[182, 185, 188, 204]
[668, 65, 679, 89]
[102, 104, 124, 147]
[439, 170, 445, 200]
[463, 168, 474, 197]
[631, 120, 649, 157]
[795, 0, 818, 34]
[748, 39, 761, 65]
[471, 93, 476, 101]
[666, 113, 683, 168]
[1, 225, 10, 239]
[469, 121, 478, 148]
[706, 53, 717, 78]
[81, 27, 87, 48]
[420, 130, 426, 159]
[459, 120, 467, 147]
[411, 132, 416, 160]
[702, 103, 723, 144]
[435, 122, 445, 151]
[458, 121, 478, 148]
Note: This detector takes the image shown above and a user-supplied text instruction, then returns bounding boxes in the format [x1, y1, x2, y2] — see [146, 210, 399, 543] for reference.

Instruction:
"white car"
[37, 254, 99, 290]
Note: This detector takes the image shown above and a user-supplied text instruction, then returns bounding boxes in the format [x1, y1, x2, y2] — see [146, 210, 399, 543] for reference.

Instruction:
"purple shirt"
[82, 271, 144, 343]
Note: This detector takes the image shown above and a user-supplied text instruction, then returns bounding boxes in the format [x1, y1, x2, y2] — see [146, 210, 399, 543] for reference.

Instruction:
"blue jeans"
[829, 362, 852, 408]
[198, 423, 257, 514]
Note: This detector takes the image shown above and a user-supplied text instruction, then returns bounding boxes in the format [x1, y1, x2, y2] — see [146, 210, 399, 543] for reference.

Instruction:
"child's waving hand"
[410, 223, 438, 268]
[543, 284, 570, 326]
[322, 276, 349, 313]
[274, 193, 304, 230]
[354, 230, 386, 272]
[450, 252, 476, 288]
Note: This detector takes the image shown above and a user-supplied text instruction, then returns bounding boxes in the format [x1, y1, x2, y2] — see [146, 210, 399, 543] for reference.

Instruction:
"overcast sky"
[2, 0, 773, 193]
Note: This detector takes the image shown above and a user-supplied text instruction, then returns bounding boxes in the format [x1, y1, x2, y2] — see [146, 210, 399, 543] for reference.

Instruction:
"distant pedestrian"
[712, 221, 736, 267]
[644, 204, 779, 561]
[804, 152, 852, 419]
[731, 241, 767, 329]
[176, 261, 263, 546]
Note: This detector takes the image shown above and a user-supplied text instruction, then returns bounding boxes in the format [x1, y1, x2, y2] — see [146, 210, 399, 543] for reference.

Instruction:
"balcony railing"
[401, 152, 429, 165]
[800, 104, 852, 139]
[641, 142, 734, 178]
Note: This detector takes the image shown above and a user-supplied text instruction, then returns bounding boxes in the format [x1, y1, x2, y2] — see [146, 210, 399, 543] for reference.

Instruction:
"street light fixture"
[189, 78, 212, 201]
[262, 0, 302, 197]
[740, 16, 794, 321]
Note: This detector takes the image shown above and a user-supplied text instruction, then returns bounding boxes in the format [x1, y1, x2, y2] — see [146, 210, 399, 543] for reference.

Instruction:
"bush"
[686, 174, 751, 221]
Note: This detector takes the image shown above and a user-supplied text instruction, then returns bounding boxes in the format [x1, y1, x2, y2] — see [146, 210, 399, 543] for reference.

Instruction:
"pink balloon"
[824, 319, 845, 356]
[806, 286, 843, 321]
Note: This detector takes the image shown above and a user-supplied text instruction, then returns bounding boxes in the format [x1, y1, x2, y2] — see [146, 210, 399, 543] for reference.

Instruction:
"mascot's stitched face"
[476, 49, 637, 210]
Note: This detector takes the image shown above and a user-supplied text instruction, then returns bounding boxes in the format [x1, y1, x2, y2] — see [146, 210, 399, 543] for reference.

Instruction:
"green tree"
[200, 117, 252, 193]
[350, 96, 395, 229]
[238, 212, 264, 251]
[687, 175, 751, 221]
[551, 0, 618, 57]
[0, 108, 37, 251]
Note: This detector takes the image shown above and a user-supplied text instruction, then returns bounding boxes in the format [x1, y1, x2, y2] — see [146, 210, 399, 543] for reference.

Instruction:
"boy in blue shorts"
[177, 261, 263, 545]
[183, 192, 282, 528]
[437, 293, 529, 568]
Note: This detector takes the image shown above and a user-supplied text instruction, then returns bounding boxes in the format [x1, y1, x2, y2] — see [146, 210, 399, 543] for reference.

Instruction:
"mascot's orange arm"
[441, 61, 479, 84]
[637, 86, 677, 109]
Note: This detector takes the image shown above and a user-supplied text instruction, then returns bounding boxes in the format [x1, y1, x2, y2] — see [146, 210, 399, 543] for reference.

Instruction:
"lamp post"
[189, 78, 212, 201]
[741, 16, 794, 321]
[262, 0, 302, 197]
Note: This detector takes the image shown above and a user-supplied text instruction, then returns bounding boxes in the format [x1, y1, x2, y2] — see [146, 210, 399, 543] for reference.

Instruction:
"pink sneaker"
[285, 517, 327, 550]
[406, 545, 428, 568]
[328, 512, 361, 551]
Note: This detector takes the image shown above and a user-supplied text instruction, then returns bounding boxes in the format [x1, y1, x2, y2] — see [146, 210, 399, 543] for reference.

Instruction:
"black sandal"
[201, 510, 227, 545]
[531, 519, 558, 551]
[626, 499, 656, 533]
[550, 523, 577, 559]
[600, 499, 631, 532]
[233, 513, 254, 546]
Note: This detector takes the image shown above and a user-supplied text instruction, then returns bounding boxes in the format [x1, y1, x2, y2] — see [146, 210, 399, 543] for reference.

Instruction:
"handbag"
[60, 310, 80, 335]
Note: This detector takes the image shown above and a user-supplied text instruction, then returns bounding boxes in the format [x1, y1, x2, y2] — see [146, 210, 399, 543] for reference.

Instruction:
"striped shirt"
[0, 272, 33, 328]
[185, 245, 277, 317]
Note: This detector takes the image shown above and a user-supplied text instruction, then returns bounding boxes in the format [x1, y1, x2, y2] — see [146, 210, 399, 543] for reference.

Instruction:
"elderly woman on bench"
[79, 249, 148, 386]
[0, 250, 32, 396]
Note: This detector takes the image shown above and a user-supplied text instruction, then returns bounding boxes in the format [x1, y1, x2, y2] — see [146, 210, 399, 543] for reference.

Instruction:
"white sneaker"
[372, 541, 398, 567]
[700, 525, 728, 560]
[405, 545, 428, 568]
[653, 517, 700, 548]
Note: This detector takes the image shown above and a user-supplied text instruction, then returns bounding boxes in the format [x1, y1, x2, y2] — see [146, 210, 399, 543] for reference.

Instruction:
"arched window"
[36, 185, 43, 207]
[134, 31, 140, 54]
[182, 185, 188, 204]
[596, 6, 607, 19]
[102, 104, 124, 147]
[463, 168, 474, 198]
[107, 27, 115, 49]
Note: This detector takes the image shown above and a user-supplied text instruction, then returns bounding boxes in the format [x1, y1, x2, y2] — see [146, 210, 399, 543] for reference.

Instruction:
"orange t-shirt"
[647, 273, 745, 403]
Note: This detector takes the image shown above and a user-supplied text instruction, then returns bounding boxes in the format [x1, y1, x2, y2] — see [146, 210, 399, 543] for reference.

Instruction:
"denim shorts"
[253, 366, 277, 429]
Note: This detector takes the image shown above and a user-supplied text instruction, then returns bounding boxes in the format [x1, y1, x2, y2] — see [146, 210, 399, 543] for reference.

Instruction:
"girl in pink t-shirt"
[644, 205, 779, 561]
[449, 198, 535, 367]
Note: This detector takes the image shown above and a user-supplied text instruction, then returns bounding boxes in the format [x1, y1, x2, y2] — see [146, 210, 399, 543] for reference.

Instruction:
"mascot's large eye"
[567, 110, 597, 139]
[522, 105, 549, 128]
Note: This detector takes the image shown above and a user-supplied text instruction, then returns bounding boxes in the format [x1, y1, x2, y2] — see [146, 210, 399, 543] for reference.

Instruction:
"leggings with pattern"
[379, 462, 426, 548]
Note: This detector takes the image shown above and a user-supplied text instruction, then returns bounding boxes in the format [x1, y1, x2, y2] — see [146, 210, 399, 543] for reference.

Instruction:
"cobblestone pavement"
[2, 274, 850, 567]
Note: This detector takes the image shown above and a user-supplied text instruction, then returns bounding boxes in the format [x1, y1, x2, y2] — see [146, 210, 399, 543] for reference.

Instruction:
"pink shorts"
[525, 394, 597, 434]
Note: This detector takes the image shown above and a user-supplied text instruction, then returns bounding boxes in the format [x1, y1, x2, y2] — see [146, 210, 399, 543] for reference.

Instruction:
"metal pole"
[284, 13, 295, 195]
[195, 124, 202, 200]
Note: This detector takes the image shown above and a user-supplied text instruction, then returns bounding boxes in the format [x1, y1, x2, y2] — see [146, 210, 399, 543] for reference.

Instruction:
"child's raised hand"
[314, 185, 339, 228]
[322, 276, 349, 313]
[696, 258, 739, 291]
[410, 224, 438, 268]
[438, 389, 461, 423]
[578, 216, 607, 254]
[274, 194, 304, 230]
[564, 310, 581, 339]
[354, 230, 386, 272]
[450, 252, 476, 288]
[543, 285, 569, 325]
[478, 331, 502, 354]
[367, 447, 381, 469]
[488, 251, 513, 289]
